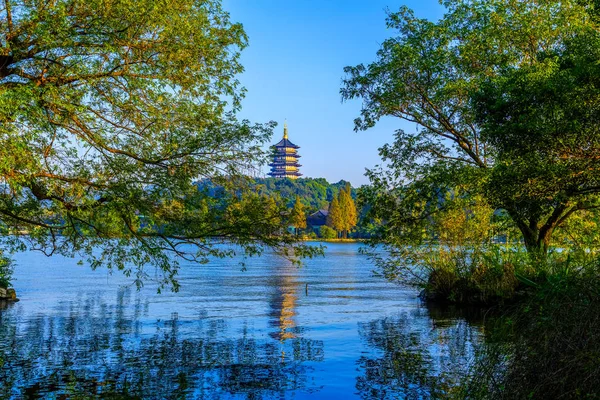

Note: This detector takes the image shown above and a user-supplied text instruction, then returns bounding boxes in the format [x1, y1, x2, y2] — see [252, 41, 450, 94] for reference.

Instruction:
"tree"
[290, 196, 306, 236]
[475, 30, 600, 255]
[326, 197, 343, 238]
[0, 0, 318, 291]
[0, 253, 12, 289]
[338, 183, 357, 238]
[342, 0, 596, 257]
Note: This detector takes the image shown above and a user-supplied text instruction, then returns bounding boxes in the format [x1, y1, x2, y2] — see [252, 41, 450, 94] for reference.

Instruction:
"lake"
[0, 243, 484, 399]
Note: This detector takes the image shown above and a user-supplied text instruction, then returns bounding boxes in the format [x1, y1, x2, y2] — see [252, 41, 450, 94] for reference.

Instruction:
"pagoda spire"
[283, 120, 288, 139]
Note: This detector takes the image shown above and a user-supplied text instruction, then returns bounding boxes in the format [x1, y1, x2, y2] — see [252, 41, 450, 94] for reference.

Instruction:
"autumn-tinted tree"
[338, 183, 357, 238]
[326, 197, 343, 238]
[0, 0, 318, 290]
[290, 196, 306, 236]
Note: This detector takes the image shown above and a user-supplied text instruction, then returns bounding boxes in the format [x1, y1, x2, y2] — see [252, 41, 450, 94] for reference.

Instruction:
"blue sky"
[223, 0, 445, 186]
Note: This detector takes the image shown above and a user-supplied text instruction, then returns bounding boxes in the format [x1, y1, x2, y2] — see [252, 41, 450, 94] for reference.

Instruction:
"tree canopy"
[252, 177, 353, 212]
[337, 183, 357, 238]
[342, 0, 600, 256]
[0, 0, 317, 290]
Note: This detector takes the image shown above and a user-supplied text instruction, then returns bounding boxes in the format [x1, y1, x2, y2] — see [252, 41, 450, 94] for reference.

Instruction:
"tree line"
[325, 183, 357, 239]
[286, 182, 358, 239]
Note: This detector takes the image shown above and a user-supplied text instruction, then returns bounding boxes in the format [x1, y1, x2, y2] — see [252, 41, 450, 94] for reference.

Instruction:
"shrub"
[419, 246, 524, 304]
[319, 226, 337, 239]
[306, 231, 318, 239]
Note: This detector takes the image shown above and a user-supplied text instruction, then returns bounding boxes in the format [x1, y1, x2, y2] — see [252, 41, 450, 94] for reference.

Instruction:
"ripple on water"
[0, 243, 484, 399]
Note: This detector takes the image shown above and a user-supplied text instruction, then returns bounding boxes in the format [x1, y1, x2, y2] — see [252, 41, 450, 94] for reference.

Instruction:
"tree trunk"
[518, 220, 553, 259]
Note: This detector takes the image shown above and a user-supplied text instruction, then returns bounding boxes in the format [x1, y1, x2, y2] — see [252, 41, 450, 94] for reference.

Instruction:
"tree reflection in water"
[356, 306, 484, 400]
[0, 289, 324, 399]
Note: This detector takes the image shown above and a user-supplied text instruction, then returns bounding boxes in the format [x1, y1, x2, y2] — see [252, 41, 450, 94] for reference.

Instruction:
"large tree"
[326, 196, 343, 238]
[338, 183, 357, 239]
[475, 30, 600, 254]
[342, 0, 598, 257]
[0, 0, 316, 290]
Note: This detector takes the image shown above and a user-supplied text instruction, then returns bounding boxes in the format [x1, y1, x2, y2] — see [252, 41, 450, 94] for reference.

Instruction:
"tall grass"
[461, 258, 600, 399]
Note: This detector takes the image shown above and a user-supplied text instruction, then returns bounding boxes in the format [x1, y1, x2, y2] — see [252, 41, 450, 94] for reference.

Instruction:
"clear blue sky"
[223, 0, 445, 186]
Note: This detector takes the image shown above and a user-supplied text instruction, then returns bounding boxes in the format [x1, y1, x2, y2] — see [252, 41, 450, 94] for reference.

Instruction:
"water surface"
[0, 243, 483, 399]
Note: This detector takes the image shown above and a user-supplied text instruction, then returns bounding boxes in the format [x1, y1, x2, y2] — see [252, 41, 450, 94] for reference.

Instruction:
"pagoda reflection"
[268, 266, 299, 342]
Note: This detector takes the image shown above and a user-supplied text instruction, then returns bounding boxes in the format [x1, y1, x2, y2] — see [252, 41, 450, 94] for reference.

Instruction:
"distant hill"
[253, 178, 355, 213]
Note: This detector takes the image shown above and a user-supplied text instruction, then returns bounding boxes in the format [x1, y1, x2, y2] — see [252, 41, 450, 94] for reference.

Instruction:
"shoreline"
[302, 238, 364, 243]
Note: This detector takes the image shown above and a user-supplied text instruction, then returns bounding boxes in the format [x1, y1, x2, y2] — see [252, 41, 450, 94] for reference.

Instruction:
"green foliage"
[305, 231, 318, 240]
[0, 253, 12, 289]
[319, 226, 337, 240]
[475, 29, 600, 254]
[343, 0, 600, 285]
[253, 178, 353, 212]
[365, 193, 525, 303]
[0, 0, 321, 291]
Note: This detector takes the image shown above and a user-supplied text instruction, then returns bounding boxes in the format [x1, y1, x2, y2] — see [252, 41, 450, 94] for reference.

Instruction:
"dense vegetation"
[344, 0, 600, 300]
[253, 178, 353, 212]
[344, 0, 600, 397]
[1, 0, 598, 397]
[462, 267, 600, 399]
[252, 178, 361, 239]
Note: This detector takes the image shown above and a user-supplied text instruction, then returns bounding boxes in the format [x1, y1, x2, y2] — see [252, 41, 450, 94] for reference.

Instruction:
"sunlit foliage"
[0, 0, 319, 290]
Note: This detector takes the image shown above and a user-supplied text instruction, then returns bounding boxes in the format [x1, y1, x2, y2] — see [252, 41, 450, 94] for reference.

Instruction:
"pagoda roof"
[273, 138, 299, 149]
[273, 154, 301, 159]
[269, 163, 302, 167]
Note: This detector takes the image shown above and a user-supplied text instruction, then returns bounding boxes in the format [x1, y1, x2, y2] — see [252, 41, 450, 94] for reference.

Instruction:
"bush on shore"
[461, 259, 600, 399]
[0, 254, 13, 289]
[421, 247, 522, 305]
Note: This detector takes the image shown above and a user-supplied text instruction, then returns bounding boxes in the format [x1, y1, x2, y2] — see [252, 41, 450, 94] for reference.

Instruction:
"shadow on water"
[0, 288, 324, 399]
[355, 305, 485, 400]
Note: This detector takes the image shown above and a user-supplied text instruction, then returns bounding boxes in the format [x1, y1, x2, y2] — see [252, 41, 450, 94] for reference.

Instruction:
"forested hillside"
[253, 178, 355, 213]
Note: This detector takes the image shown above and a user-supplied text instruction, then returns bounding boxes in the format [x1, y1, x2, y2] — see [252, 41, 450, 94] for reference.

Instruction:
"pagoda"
[268, 122, 302, 179]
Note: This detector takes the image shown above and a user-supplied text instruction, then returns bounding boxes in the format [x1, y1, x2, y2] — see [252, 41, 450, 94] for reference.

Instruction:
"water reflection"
[268, 268, 298, 342]
[0, 288, 323, 399]
[355, 308, 482, 399]
[1, 244, 489, 399]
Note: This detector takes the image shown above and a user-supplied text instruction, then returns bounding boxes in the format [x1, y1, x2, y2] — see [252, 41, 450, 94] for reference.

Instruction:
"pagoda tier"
[268, 122, 302, 179]
[269, 163, 303, 168]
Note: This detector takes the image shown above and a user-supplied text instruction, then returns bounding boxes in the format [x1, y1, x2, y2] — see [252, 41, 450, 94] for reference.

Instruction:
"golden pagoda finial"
[283, 119, 288, 139]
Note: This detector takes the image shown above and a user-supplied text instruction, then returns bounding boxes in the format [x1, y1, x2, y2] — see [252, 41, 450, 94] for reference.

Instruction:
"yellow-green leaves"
[0, 0, 310, 291]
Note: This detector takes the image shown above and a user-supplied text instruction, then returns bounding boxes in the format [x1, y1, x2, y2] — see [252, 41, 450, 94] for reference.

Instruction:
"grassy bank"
[381, 244, 599, 306]
[403, 246, 600, 399]
[458, 261, 600, 399]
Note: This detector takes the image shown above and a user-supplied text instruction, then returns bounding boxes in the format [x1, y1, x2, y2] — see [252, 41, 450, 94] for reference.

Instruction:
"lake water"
[0, 243, 484, 399]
